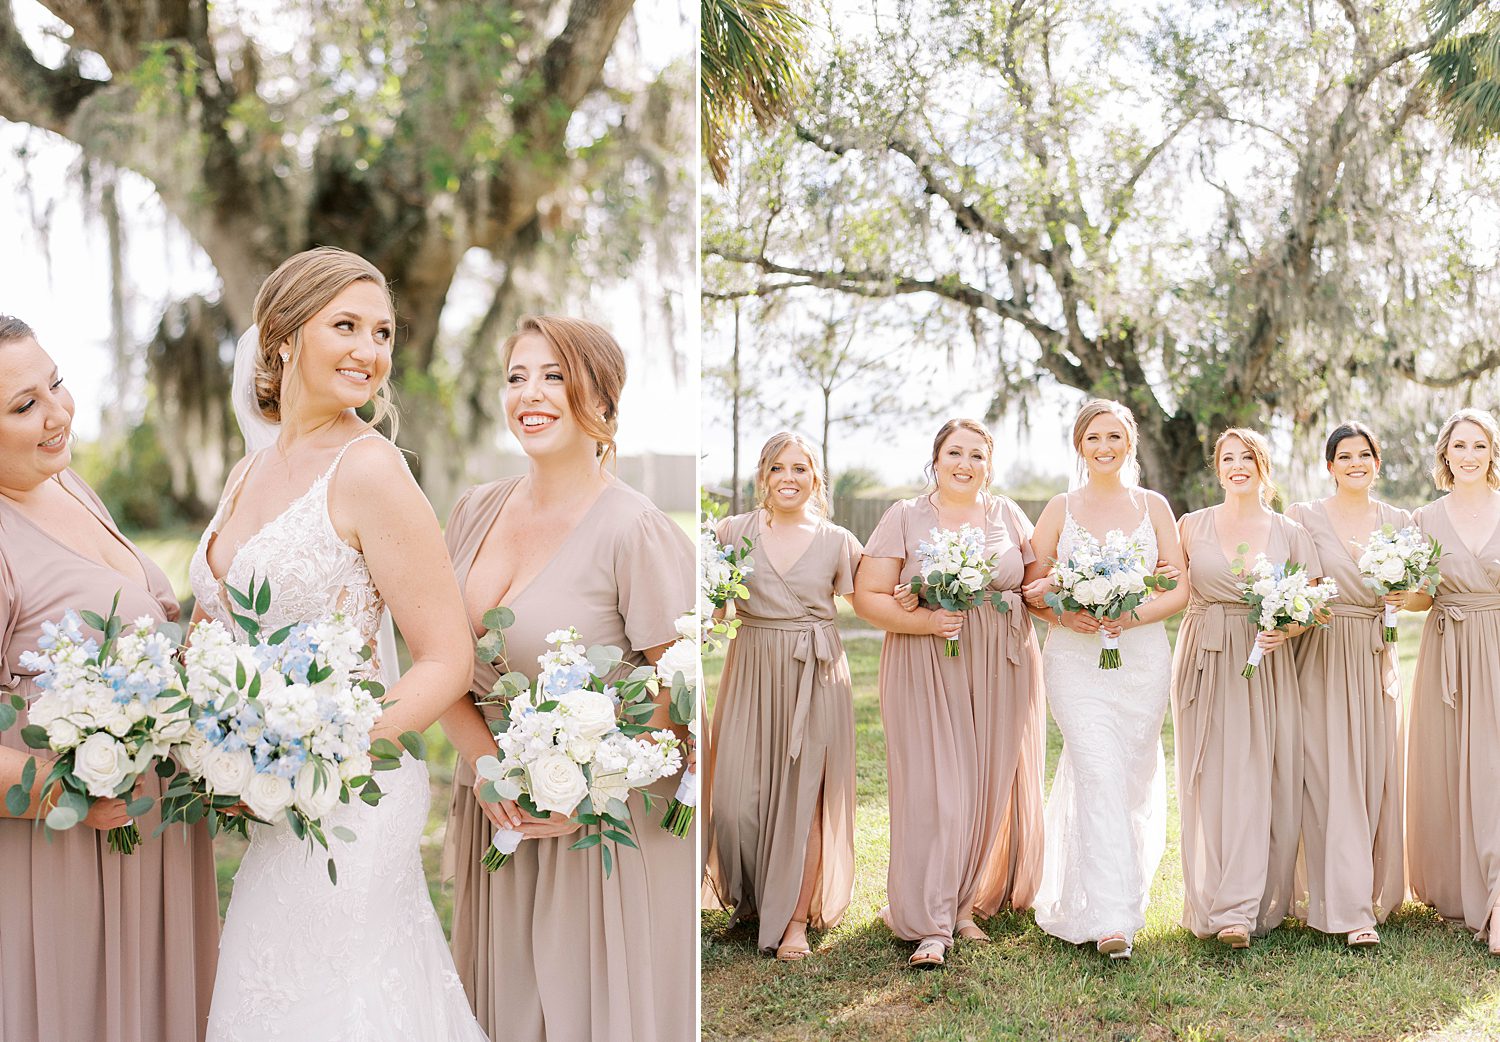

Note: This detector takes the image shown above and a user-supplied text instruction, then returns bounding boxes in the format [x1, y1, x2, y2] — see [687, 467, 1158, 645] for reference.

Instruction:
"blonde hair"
[1213, 427, 1277, 504]
[927, 418, 994, 488]
[252, 247, 399, 439]
[1433, 408, 1500, 491]
[0, 316, 36, 347]
[502, 315, 626, 469]
[754, 432, 830, 518]
[1072, 399, 1140, 486]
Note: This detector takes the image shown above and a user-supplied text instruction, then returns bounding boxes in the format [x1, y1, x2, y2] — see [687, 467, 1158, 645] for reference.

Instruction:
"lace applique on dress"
[188, 433, 488, 1042]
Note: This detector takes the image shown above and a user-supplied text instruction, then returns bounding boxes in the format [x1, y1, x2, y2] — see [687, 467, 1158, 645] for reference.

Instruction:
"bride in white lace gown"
[189, 248, 486, 1041]
[1022, 400, 1188, 959]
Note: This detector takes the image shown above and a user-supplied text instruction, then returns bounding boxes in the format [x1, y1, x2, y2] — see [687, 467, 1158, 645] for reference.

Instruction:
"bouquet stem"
[482, 827, 524, 872]
[943, 638, 960, 657]
[1241, 642, 1265, 680]
[106, 822, 140, 856]
[1098, 630, 1121, 670]
[1383, 603, 1399, 644]
[661, 767, 698, 836]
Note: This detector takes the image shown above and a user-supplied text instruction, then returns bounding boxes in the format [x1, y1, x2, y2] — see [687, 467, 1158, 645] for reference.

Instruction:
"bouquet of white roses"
[1357, 524, 1442, 642]
[657, 613, 701, 837]
[700, 523, 753, 648]
[1234, 553, 1340, 678]
[163, 577, 414, 883]
[474, 627, 684, 875]
[910, 524, 1011, 656]
[1044, 530, 1177, 668]
[1, 595, 190, 854]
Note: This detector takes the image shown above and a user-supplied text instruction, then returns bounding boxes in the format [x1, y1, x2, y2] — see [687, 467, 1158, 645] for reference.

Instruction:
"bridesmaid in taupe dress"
[1171, 428, 1319, 948]
[853, 418, 1045, 969]
[439, 316, 695, 1039]
[703, 432, 863, 960]
[1286, 421, 1407, 948]
[0, 317, 219, 1042]
[1403, 408, 1500, 948]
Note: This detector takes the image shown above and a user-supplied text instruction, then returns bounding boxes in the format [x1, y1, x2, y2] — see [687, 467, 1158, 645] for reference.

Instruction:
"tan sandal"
[956, 918, 990, 943]
[908, 937, 945, 968]
[1347, 927, 1380, 948]
[1216, 925, 1251, 949]
[1097, 932, 1129, 956]
[775, 919, 811, 962]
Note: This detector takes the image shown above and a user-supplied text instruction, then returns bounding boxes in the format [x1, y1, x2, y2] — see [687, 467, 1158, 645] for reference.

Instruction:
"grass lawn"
[701, 611, 1500, 1042]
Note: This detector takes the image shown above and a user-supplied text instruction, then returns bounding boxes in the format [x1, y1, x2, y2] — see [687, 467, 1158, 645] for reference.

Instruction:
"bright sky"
[0, 0, 696, 455]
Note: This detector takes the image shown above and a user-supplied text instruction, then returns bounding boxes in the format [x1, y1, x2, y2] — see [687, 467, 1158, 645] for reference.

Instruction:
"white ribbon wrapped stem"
[673, 767, 698, 808]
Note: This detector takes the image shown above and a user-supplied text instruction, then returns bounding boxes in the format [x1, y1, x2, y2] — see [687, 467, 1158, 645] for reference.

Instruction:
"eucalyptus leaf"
[5, 784, 31, 816]
[45, 805, 80, 830]
[331, 825, 357, 843]
[481, 606, 514, 631]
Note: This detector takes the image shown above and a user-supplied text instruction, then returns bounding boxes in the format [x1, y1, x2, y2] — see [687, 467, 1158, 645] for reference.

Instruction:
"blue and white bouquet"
[475, 627, 684, 875]
[700, 523, 753, 648]
[657, 614, 701, 837]
[1, 595, 190, 854]
[164, 578, 413, 882]
[910, 524, 1011, 656]
[1044, 530, 1177, 668]
[1233, 552, 1340, 678]
[1357, 524, 1442, 642]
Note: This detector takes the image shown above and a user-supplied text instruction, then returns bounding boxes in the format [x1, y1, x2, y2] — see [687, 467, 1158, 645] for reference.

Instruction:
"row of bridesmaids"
[0, 248, 693, 1041]
[704, 402, 1500, 967]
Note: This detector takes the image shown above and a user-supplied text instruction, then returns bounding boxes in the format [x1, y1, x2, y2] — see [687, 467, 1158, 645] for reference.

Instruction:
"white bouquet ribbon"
[673, 767, 699, 808]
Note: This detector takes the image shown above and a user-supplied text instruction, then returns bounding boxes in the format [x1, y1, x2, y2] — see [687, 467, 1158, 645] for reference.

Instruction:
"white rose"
[654, 639, 698, 686]
[155, 711, 192, 742]
[564, 690, 618, 740]
[175, 732, 213, 776]
[45, 718, 81, 750]
[72, 731, 133, 798]
[526, 753, 589, 815]
[202, 747, 254, 796]
[338, 753, 373, 782]
[674, 614, 698, 641]
[294, 762, 343, 820]
[103, 708, 133, 738]
[1377, 557, 1406, 584]
[243, 772, 295, 821]
[565, 735, 601, 763]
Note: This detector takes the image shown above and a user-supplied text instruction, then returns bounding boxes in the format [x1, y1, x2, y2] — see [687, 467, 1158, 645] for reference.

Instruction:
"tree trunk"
[731, 302, 742, 514]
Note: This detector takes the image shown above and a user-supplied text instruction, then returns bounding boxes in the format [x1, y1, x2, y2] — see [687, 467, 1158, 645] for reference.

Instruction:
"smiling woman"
[439, 315, 696, 1042]
[0, 315, 221, 1042]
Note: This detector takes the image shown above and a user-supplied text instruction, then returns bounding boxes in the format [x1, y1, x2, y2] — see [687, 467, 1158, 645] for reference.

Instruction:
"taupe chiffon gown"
[0, 470, 219, 1042]
[443, 478, 695, 1042]
[1171, 508, 1319, 938]
[703, 512, 862, 952]
[1406, 499, 1500, 936]
[1285, 500, 1407, 932]
[863, 494, 1045, 945]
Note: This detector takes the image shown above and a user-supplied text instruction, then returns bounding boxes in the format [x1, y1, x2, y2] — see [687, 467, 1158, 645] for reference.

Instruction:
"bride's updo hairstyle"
[1071, 399, 1141, 486]
[502, 315, 626, 469]
[755, 431, 831, 518]
[252, 246, 399, 437]
[925, 417, 994, 489]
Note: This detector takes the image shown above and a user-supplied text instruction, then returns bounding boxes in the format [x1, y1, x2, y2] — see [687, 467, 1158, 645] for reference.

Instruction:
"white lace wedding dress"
[189, 434, 488, 1042]
[1032, 499, 1170, 949]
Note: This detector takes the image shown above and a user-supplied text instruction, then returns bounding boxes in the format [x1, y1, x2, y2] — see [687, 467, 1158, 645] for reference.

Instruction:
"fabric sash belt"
[1182, 600, 1250, 793]
[738, 616, 840, 761]
[1325, 602, 1396, 698]
[1433, 594, 1500, 709]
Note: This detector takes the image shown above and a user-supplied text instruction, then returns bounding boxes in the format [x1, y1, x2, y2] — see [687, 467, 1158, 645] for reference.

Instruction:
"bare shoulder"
[1141, 488, 1177, 522]
[335, 436, 416, 490]
[1035, 493, 1068, 525]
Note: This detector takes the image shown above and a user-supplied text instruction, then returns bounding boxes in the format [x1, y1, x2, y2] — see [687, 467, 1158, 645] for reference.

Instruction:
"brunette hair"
[502, 315, 626, 469]
[1213, 427, 1277, 504]
[1324, 421, 1382, 465]
[1432, 408, 1500, 491]
[754, 432, 830, 518]
[926, 418, 994, 488]
[252, 247, 398, 437]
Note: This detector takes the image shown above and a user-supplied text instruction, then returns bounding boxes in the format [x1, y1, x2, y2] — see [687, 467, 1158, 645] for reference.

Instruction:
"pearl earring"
[280, 351, 290, 363]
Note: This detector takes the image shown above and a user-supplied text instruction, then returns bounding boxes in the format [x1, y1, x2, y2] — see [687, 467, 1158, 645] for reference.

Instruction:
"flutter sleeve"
[616, 508, 694, 652]
[831, 525, 865, 597]
[862, 500, 909, 561]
